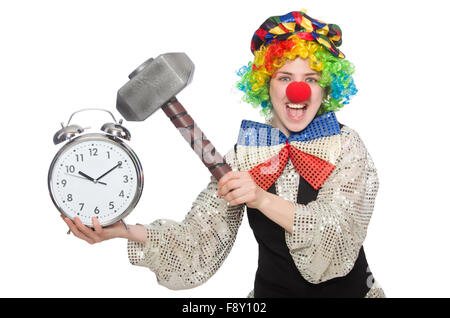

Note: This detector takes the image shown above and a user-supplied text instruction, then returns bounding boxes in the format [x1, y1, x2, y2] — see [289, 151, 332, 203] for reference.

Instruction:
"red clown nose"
[286, 81, 311, 103]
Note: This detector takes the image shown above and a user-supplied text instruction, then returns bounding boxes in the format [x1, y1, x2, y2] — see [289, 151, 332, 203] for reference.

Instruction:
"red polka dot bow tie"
[236, 111, 341, 190]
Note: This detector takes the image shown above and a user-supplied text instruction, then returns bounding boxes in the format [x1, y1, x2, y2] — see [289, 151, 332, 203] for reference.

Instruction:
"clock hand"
[67, 173, 107, 185]
[96, 161, 122, 182]
[78, 171, 95, 182]
[77, 171, 107, 185]
[68, 173, 107, 185]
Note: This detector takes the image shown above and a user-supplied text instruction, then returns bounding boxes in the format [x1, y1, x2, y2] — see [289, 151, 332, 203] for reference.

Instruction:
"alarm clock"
[48, 108, 144, 227]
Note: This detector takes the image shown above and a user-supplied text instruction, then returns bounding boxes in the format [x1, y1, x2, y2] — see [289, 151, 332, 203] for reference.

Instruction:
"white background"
[1, 0, 449, 298]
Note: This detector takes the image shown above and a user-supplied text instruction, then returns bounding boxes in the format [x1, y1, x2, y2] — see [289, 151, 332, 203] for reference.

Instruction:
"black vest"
[238, 124, 373, 298]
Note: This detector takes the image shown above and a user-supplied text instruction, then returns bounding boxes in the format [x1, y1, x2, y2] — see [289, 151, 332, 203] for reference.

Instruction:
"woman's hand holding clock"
[61, 215, 147, 245]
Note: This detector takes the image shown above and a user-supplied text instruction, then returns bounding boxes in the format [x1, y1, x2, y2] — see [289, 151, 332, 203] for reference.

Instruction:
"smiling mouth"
[287, 103, 307, 110]
[286, 103, 307, 120]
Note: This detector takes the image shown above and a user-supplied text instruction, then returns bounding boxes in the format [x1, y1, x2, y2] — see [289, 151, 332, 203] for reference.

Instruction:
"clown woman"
[63, 10, 385, 298]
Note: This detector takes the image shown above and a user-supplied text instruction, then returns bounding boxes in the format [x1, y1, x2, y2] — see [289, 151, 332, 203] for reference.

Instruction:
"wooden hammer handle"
[161, 98, 232, 181]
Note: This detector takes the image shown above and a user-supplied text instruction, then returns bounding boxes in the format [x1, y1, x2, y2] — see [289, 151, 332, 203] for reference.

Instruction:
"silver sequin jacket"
[127, 125, 385, 298]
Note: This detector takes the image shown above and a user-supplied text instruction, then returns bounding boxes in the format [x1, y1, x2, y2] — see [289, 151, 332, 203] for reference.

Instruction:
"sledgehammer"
[116, 53, 232, 181]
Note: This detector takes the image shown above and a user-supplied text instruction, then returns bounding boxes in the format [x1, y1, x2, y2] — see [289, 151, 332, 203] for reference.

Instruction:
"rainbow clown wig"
[237, 10, 357, 120]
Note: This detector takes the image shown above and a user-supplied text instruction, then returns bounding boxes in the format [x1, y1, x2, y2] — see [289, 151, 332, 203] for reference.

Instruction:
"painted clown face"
[269, 57, 324, 137]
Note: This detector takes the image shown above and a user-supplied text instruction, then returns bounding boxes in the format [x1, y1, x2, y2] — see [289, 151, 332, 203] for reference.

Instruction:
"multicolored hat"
[251, 10, 345, 58]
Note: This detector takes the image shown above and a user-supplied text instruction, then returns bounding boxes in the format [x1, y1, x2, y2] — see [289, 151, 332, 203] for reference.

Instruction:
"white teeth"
[287, 104, 306, 109]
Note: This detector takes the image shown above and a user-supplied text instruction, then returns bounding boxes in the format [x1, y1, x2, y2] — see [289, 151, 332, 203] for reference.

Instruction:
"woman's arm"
[285, 126, 379, 283]
[252, 191, 295, 234]
[126, 148, 245, 290]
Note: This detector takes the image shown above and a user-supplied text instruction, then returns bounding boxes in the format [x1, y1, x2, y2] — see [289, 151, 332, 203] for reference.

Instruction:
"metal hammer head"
[116, 52, 194, 121]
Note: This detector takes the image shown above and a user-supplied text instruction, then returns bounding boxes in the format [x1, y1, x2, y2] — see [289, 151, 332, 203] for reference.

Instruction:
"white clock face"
[49, 135, 143, 227]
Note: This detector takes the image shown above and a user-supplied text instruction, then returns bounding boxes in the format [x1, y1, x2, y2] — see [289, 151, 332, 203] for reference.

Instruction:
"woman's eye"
[305, 78, 318, 83]
[279, 77, 290, 82]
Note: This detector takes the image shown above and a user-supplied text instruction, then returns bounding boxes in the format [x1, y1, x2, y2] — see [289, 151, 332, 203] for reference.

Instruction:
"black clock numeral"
[119, 190, 124, 198]
[65, 165, 75, 173]
[61, 179, 67, 187]
[94, 206, 100, 214]
[67, 194, 73, 202]
[107, 151, 111, 159]
[118, 161, 123, 169]
[109, 201, 115, 210]
[89, 148, 98, 156]
[79, 203, 84, 211]
[75, 154, 84, 162]
[123, 175, 129, 183]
